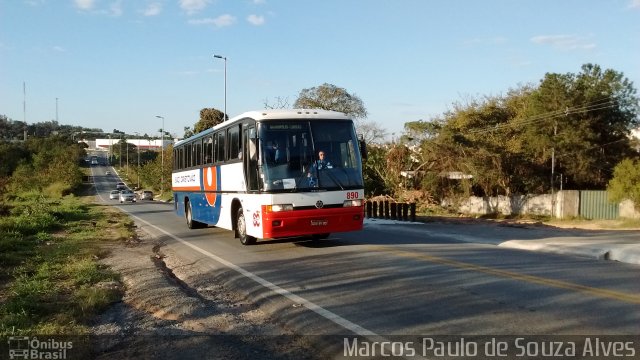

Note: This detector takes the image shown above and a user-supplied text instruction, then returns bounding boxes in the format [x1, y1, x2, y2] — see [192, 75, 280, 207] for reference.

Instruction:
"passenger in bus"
[273, 142, 284, 164]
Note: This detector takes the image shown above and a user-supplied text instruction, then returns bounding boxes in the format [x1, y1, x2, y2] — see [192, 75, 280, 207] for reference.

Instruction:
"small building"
[80, 138, 174, 151]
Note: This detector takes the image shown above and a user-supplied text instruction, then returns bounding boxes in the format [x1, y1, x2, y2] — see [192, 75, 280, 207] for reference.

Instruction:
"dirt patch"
[91, 227, 318, 360]
[416, 215, 640, 231]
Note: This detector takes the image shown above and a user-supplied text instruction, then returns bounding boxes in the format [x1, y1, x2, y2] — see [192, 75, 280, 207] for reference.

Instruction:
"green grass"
[546, 217, 640, 229]
[0, 191, 135, 335]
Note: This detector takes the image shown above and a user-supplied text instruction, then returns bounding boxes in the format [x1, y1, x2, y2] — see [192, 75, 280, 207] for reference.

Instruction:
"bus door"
[243, 126, 259, 191]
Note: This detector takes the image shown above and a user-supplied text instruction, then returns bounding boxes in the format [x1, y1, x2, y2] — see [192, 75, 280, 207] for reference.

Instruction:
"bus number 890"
[346, 191, 359, 199]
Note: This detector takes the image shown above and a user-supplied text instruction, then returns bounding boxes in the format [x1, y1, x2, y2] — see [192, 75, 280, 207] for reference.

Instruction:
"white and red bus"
[172, 109, 366, 245]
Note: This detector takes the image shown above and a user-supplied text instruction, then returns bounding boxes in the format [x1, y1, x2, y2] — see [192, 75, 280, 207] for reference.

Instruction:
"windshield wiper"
[320, 168, 345, 190]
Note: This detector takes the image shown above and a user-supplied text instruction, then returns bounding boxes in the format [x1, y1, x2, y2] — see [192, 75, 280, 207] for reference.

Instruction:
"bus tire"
[186, 201, 204, 229]
[312, 233, 330, 240]
[237, 208, 256, 245]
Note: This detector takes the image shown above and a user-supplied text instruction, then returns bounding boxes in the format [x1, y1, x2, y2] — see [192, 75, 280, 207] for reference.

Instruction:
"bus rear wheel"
[186, 201, 204, 229]
[236, 208, 256, 245]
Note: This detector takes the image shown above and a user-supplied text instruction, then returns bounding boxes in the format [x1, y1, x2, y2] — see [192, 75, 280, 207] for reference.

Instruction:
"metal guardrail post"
[410, 203, 416, 222]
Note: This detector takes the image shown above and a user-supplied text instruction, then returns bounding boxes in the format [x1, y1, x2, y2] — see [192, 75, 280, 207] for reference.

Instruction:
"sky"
[1, 0, 639, 139]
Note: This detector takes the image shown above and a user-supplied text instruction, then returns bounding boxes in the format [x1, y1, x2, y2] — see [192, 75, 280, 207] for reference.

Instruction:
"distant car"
[109, 190, 120, 200]
[139, 190, 154, 201]
[116, 182, 126, 190]
[119, 189, 136, 203]
[105, 171, 112, 176]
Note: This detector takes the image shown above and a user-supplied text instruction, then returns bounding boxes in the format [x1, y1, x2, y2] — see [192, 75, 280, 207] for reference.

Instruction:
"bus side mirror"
[358, 134, 368, 160]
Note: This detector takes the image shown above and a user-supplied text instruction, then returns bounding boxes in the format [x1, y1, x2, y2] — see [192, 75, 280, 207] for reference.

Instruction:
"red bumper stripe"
[262, 206, 364, 239]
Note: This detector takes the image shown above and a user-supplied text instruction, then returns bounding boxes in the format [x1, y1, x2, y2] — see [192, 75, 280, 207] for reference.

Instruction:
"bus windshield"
[259, 120, 364, 192]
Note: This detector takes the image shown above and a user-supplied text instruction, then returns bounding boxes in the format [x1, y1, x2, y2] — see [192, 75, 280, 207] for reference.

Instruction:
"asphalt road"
[91, 165, 640, 348]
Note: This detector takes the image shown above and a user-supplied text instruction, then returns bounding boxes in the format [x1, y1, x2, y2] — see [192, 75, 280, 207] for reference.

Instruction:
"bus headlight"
[343, 199, 363, 207]
[266, 204, 293, 212]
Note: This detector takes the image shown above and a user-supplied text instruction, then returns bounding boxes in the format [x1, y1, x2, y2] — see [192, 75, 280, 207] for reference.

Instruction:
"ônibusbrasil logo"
[7, 336, 73, 359]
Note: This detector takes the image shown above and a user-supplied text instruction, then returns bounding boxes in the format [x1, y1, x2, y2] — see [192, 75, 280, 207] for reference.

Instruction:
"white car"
[109, 190, 120, 200]
[119, 189, 137, 203]
[138, 190, 154, 200]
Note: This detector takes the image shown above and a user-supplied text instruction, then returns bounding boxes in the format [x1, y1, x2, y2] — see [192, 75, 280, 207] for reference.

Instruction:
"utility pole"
[136, 134, 140, 189]
[23, 81, 27, 140]
[551, 107, 567, 218]
[213, 54, 227, 120]
[551, 120, 557, 217]
[156, 115, 165, 194]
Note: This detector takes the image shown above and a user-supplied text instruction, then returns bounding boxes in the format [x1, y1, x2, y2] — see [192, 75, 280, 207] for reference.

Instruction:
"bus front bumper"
[262, 206, 364, 239]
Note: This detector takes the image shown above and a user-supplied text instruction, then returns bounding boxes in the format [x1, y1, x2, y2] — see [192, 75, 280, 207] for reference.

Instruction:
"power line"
[556, 138, 628, 159]
[463, 98, 617, 135]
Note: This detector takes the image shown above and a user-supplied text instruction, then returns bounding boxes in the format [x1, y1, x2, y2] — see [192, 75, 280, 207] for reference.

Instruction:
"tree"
[139, 144, 173, 193]
[0, 115, 27, 140]
[194, 108, 226, 134]
[183, 126, 194, 139]
[362, 145, 393, 196]
[263, 96, 290, 109]
[526, 63, 639, 189]
[404, 64, 639, 201]
[0, 143, 30, 177]
[607, 158, 640, 207]
[358, 121, 388, 145]
[294, 83, 367, 120]
[6, 137, 84, 195]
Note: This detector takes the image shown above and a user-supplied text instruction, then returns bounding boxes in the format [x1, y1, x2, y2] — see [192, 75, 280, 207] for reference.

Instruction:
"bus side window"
[227, 126, 240, 161]
[215, 132, 225, 162]
[204, 135, 213, 164]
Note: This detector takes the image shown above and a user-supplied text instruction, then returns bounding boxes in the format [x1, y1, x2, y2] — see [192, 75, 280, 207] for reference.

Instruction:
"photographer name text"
[344, 337, 637, 358]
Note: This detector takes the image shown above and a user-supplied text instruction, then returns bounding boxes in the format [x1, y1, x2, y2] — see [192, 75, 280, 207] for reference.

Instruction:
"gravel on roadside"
[91, 227, 320, 360]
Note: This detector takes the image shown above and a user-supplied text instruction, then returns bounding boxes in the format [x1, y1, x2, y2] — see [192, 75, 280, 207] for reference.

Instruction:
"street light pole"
[119, 135, 123, 168]
[156, 115, 165, 194]
[213, 54, 227, 120]
[136, 134, 140, 189]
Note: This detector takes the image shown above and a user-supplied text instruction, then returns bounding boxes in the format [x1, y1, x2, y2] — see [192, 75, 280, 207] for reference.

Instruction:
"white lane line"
[129, 213, 378, 338]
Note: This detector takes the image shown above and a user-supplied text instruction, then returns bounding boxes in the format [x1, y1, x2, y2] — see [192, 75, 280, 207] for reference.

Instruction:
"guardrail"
[365, 200, 416, 222]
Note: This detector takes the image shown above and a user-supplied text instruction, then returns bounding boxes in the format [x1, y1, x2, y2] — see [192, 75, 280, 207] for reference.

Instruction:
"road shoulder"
[91, 225, 317, 360]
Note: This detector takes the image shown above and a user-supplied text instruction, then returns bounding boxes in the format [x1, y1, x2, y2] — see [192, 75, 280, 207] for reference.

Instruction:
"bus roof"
[176, 109, 352, 146]
[230, 109, 351, 122]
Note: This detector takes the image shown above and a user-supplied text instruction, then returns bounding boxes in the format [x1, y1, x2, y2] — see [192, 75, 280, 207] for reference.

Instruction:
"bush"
[43, 182, 73, 198]
[608, 158, 640, 207]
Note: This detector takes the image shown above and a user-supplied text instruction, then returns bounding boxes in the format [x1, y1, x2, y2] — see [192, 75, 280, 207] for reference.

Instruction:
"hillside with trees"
[2, 63, 638, 209]
[360, 64, 639, 206]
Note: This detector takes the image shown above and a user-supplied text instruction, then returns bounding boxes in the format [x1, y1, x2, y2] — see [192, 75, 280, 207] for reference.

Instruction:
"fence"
[448, 190, 639, 220]
[365, 200, 416, 221]
[579, 190, 619, 220]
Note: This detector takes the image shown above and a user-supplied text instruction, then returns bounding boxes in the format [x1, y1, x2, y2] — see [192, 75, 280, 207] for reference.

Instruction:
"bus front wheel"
[236, 208, 256, 245]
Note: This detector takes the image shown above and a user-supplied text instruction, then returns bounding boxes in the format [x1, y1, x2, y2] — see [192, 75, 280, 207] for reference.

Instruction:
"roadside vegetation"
[0, 138, 136, 335]
[0, 62, 638, 337]
[3, 63, 638, 211]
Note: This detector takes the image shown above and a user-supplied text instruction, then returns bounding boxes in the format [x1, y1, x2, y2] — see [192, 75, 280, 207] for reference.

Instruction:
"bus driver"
[313, 150, 332, 170]
[307, 150, 332, 186]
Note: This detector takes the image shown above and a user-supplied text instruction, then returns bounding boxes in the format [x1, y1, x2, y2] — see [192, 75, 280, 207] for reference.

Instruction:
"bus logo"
[8, 336, 29, 359]
[315, 200, 324, 209]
